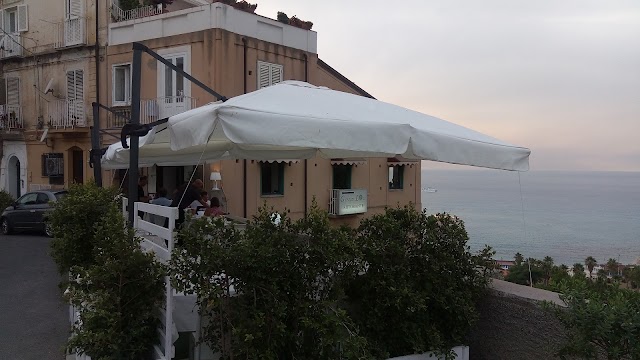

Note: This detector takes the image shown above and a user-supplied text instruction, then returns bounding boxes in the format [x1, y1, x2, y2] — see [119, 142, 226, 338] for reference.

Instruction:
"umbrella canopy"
[102, 81, 530, 171]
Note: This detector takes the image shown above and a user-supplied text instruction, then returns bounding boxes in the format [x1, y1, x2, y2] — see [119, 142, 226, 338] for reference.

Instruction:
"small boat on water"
[423, 187, 438, 193]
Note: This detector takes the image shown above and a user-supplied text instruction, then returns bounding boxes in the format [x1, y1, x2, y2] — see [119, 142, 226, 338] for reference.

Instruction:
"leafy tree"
[66, 196, 166, 359]
[349, 207, 493, 358]
[597, 268, 608, 281]
[505, 262, 543, 286]
[626, 266, 640, 289]
[549, 280, 640, 359]
[170, 202, 370, 359]
[514, 252, 524, 266]
[585, 256, 598, 278]
[606, 258, 619, 277]
[572, 263, 585, 277]
[541, 256, 554, 285]
[0, 189, 14, 213]
[49, 182, 120, 274]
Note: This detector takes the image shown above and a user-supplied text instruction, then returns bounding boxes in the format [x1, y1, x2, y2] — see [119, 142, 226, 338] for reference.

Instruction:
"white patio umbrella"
[102, 81, 530, 171]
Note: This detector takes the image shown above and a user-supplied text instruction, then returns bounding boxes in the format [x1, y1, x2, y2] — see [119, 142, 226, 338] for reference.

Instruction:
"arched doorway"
[69, 147, 84, 184]
[7, 156, 20, 199]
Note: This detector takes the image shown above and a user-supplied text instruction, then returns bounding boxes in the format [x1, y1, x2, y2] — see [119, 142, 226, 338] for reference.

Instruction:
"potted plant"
[232, 0, 257, 13]
[277, 11, 289, 24]
[288, 16, 313, 30]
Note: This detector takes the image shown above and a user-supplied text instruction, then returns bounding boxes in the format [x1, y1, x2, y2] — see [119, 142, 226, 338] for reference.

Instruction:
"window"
[5, 77, 20, 106]
[36, 193, 50, 204]
[112, 64, 131, 105]
[0, 5, 28, 33]
[66, 69, 84, 122]
[332, 165, 352, 190]
[17, 193, 37, 206]
[257, 61, 283, 89]
[260, 162, 285, 195]
[388, 165, 404, 190]
[42, 153, 64, 177]
[162, 54, 187, 99]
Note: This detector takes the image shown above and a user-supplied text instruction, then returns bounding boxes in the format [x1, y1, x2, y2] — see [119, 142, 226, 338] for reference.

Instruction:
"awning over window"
[330, 158, 367, 166]
[387, 157, 419, 167]
[259, 159, 300, 164]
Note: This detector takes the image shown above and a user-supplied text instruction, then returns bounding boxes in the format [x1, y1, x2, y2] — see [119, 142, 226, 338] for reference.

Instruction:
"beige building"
[0, 0, 106, 199]
[1, 0, 420, 225]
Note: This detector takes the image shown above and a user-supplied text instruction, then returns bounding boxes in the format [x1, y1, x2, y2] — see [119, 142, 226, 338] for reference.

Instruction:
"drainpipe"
[242, 38, 248, 218]
[91, 0, 103, 186]
[303, 53, 308, 216]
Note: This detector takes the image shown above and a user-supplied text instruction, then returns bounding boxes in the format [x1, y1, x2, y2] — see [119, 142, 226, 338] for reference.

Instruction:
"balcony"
[55, 17, 86, 49]
[0, 105, 24, 130]
[0, 33, 23, 59]
[47, 99, 86, 128]
[108, 2, 317, 53]
[106, 96, 197, 128]
[110, 1, 163, 23]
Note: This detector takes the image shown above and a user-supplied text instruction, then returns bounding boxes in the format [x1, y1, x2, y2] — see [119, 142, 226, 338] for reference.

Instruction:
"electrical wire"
[0, 27, 36, 57]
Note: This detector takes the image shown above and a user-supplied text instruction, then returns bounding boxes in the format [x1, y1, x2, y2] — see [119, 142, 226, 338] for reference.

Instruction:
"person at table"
[137, 175, 149, 218]
[151, 188, 172, 207]
[171, 179, 205, 226]
[205, 196, 225, 217]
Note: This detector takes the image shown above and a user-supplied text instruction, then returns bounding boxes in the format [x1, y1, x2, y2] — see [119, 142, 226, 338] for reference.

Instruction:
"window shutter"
[258, 61, 270, 89]
[6, 78, 20, 106]
[68, 0, 82, 18]
[0, 10, 5, 33]
[66, 70, 75, 99]
[75, 70, 84, 100]
[270, 64, 283, 86]
[17, 5, 28, 32]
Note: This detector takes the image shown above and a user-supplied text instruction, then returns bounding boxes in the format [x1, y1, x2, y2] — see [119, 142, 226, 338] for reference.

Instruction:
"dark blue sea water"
[421, 170, 640, 266]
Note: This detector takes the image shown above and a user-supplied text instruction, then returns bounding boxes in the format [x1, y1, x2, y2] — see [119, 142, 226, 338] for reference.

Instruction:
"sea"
[421, 169, 640, 267]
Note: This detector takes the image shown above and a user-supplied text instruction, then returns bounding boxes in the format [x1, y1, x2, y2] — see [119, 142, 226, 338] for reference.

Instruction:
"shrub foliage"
[49, 183, 165, 359]
[171, 203, 371, 359]
[0, 189, 14, 213]
[170, 204, 492, 358]
[349, 206, 494, 358]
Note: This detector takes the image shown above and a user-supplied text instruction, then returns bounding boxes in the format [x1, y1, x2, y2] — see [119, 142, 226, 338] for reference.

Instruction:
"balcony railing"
[110, 1, 163, 22]
[0, 33, 23, 59]
[0, 105, 24, 129]
[55, 17, 86, 48]
[47, 99, 86, 128]
[106, 96, 197, 128]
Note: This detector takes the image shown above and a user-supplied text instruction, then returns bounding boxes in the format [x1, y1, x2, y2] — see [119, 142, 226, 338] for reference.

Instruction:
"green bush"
[348, 206, 493, 358]
[170, 203, 371, 359]
[66, 205, 166, 359]
[548, 279, 640, 359]
[0, 190, 14, 213]
[49, 182, 120, 273]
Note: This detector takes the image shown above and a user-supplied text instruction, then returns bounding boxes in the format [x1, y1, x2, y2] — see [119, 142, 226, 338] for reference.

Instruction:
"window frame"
[388, 165, 405, 190]
[332, 164, 352, 190]
[257, 60, 284, 89]
[112, 63, 132, 106]
[260, 162, 285, 196]
[156, 45, 191, 100]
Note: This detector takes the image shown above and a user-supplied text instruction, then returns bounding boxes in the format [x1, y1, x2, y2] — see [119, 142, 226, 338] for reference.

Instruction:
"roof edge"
[317, 59, 376, 99]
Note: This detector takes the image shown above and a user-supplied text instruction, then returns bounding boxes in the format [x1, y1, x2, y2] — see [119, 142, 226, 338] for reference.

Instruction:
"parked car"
[0, 190, 68, 237]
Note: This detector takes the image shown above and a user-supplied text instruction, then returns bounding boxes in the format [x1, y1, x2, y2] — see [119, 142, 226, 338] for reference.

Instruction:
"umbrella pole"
[127, 47, 142, 225]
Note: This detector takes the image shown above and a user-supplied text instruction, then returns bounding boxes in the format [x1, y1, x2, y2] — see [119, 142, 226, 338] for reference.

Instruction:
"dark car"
[1, 190, 68, 237]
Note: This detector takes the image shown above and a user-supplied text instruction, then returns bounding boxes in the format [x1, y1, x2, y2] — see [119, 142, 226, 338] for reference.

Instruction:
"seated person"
[205, 197, 225, 217]
[188, 191, 211, 216]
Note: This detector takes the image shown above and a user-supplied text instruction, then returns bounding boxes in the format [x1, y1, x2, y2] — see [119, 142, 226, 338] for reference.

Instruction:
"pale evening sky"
[255, 0, 640, 171]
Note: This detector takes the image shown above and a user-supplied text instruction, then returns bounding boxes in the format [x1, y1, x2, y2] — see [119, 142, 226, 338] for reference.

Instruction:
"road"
[0, 233, 69, 360]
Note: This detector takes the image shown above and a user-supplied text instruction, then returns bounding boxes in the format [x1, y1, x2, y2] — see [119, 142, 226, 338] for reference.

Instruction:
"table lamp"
[210, 171, 222, 190]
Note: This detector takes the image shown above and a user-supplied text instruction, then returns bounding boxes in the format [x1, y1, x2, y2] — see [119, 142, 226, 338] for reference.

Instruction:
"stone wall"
[467, 280, 568, 360]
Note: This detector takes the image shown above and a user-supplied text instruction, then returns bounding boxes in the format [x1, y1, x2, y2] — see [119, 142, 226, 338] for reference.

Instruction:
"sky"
[255, 0, 640, 171]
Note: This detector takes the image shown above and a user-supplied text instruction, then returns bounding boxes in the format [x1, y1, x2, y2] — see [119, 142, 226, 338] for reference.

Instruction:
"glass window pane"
[176, 57, 184, 99]
[9, 12, 17, 33]
[114, 68, 125, 102]
[164, 64, 173, 98]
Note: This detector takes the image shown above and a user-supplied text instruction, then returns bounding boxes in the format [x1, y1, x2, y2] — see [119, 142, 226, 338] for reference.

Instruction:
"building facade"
[1, 0, 421, 225]
[0, 0, 107, 198]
